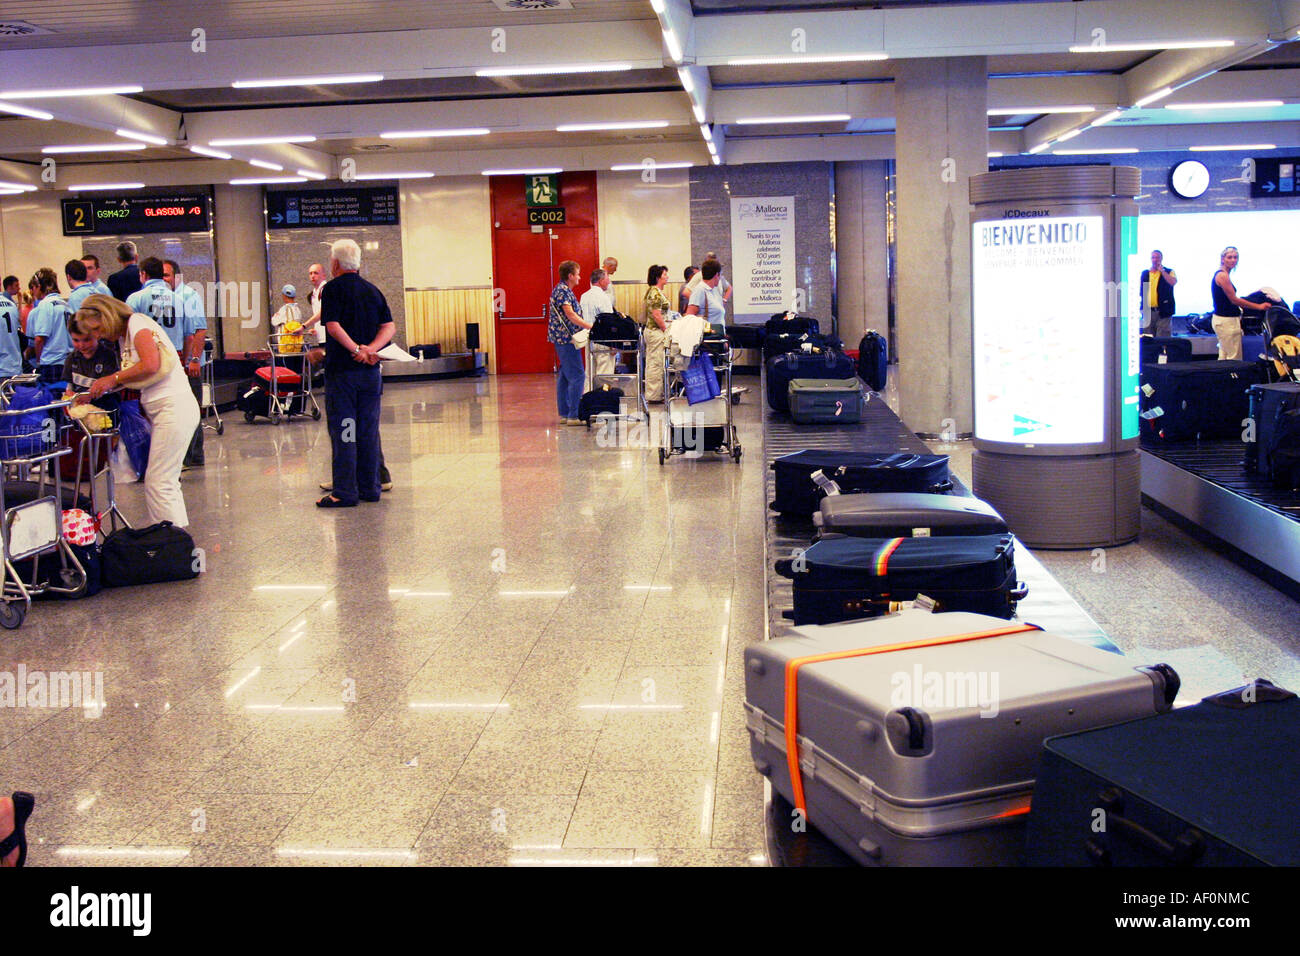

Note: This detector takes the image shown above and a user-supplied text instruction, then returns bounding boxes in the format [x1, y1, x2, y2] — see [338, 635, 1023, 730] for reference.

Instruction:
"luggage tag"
[1141, 383, 1155, 397]
[1140, 406, 1164, 419]
[912, 527, 932, 537]
[809, 469, 842, 496]
[1158, 353, 1168, 364]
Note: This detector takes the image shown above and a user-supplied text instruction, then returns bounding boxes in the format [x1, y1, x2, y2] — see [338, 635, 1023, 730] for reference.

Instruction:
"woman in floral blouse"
[546, 260, 591, 425]
[642, 264, 672, 403]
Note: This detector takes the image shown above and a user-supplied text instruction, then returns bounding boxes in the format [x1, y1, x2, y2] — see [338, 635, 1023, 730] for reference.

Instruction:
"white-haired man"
[317, 239, 394, 508]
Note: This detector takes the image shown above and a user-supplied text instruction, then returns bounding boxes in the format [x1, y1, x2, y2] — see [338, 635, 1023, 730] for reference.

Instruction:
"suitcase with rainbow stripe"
[775, 534, 1024, 625]
[743, 610, 1180, 866]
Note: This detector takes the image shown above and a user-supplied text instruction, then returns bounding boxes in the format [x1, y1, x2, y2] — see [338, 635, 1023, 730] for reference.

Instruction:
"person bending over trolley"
[1211, 246, 1269, 361]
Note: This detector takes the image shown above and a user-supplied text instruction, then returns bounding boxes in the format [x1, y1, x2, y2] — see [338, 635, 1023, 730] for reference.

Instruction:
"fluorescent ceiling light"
[556, 120, 669, 132]
[248, 159, 284, 171]
[987, 152, 1003, 158]
[734, 113, 850, 125]
[0, 84, 143, 98]
[711, 154, 721, 165]
[1053, 147, 1139, 154]
[610, 161, 693, 171]
[1189, 143, 1276, 152]
[1055, 128, 1082, 143]
[0, 101, 53, 120]
[1026, 142, 1051, 154]
[1069, 40, 1234, 53]
[677, 67, 694, 95]
[0, 189, 25, 196]
[1166, 100, 1285, 111]
[1089, 110, 1123, 127]
[352, 171, 435, 179]
[650, 0, 665, 11]
[481, 167, 562, 176]
[988, 105, 1096, 115]
[475, 63, 632, 77]
[189, 145, 232, 159]
[0, 180, 38, 192]
[663, 28, 683, 63]
[42, 143, 145, 153]
[232, 73, 383, 88]
[67, 182, 146, 190]
[726, 53, 887, 66]
[115, 128, 168, 146]
[692, 103, 706, 124]
[297, 169, 327, 180]
[379, 128, 490, 139]
[229, 176, 308, 185]
[700, 124, 713, 141]
[208, 135, 317, 146]
[1133, 87, 1173, 108]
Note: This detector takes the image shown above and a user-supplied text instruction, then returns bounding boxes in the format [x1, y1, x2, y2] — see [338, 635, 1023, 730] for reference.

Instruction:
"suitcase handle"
[931, 479, 955, 494]
[1009, 582, 1028, 601]
[1087, 788, 1206, 867]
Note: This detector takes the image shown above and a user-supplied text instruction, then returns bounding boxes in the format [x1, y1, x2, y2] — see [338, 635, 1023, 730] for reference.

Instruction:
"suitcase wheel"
[244, 411, 256, 424]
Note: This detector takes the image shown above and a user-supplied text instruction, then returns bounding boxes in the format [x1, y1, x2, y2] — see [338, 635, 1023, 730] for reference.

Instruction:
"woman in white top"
[73, 294, 200, 527]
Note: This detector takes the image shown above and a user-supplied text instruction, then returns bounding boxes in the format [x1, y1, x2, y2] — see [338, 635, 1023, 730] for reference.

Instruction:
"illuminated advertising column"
[969, 166, 1141, 549]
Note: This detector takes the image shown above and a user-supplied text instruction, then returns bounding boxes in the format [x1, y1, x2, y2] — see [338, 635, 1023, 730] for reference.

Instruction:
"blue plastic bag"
[0, 383, 53, 459]
[117, 399, 152, 479]
[682, 351, 722, 405]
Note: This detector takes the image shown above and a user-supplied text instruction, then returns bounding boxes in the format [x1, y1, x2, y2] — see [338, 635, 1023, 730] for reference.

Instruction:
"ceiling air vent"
[0, 21, 53, 38]
[491, 0, 574, 11]
[360, 144, 395, 151]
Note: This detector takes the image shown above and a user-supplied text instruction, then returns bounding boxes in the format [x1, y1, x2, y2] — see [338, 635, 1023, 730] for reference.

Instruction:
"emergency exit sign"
[525, 174, 559, 206]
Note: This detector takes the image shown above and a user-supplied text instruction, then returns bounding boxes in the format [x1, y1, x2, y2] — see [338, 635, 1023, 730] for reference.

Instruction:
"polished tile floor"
[2, 372, 1297, 867]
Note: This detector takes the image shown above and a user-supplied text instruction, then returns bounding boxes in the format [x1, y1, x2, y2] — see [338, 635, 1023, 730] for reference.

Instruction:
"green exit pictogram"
[525, 174, 559, 207]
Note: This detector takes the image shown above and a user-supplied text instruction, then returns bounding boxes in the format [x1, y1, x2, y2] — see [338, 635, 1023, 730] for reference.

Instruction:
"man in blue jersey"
[79, 255, 112, 297]
[65, 259, 98, 315]
[25, 268, 73, 385]
[126, 257, 178, 336]
[1, 276, 18, 306]
[0, 288, 21, 378]
[163, 259, 208, 467]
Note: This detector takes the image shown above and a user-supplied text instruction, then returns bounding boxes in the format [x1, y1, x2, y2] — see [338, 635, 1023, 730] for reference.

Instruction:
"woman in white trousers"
[73, 295, 200, 527]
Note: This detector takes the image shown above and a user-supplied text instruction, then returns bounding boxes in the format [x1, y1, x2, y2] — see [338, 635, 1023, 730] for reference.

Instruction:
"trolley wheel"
[311, 407, 321, 421]
[269, 405, 282, 425]
[216, 421, 225, 435]
[732, 391, 742, 406]
[0, 601, 25, 629]
[658, 448, 666, 465]
[244, 411, 256, 424]
[732, 444, 743, 462]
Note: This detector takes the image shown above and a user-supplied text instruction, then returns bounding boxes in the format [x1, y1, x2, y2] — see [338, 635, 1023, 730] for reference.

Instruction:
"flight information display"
[62, 194, 211, 235]
[972, 214, 1106, 446]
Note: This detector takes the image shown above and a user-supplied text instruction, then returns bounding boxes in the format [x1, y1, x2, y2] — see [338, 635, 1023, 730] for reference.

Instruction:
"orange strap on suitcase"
[783, 622, 1041, 820]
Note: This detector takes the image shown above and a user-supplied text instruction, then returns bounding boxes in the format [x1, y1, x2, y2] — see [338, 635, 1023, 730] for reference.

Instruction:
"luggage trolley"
[586, 311, 645, 426]
[241, 331, 321, 424]
[0, 376, 87, 628]
[659, 331, 742, 464]
[68, 404, 130, 536]
[200, 338, 224, 435]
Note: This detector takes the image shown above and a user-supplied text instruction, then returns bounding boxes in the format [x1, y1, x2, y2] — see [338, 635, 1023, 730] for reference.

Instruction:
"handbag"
[101, 521, 200, 587]
[120, 326, 178, 389]
[572, 328, 590, 348]
[682, 351, 722, 405]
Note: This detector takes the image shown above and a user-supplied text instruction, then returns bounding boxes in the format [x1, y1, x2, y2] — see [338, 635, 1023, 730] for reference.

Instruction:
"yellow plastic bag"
[279, 318, 304, 354]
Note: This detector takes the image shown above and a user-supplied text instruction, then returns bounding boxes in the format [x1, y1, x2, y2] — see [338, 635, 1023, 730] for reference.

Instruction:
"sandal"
[0, 792, 34, 867]
[315, 495, 357, 508]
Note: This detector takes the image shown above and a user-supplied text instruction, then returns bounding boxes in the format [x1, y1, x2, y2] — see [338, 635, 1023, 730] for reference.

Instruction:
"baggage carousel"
[759, 381, 1120, 866]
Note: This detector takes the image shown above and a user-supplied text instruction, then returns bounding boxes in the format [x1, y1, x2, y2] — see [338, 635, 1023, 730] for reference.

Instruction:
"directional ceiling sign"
[265, 185, 399, 229]
[1250, 158, 1300, 198]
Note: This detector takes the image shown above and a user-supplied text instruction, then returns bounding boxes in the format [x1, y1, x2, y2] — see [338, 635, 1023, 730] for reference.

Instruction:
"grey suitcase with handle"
[814, 492, 1008, 539]
[744, 610, 1179, 866]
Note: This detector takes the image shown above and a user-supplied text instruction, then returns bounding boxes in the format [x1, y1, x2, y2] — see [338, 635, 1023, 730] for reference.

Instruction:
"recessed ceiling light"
[1189, 143, 1276, 152]
[0, 189, 24, 196]
[297, 169, 327, 180]
[475, 64, 631, 77]
[0, 180, 38, 192]
[988, 106, 1096, 115]
[663, 28, 683, 63]
[379, 128, 491, 139]
[42, 143, 146, 153]
[987, 152, 1003, 158]
[692, 103, 706, 123]
[1089, 110, 1124, 127]
[208, 135, 317, 146]
[610, 161, 693, 171]
[229, 176, 308, 185]
[248, 159, 284, 171]
[189, 145, 232, 159]
[351, 172, 435, 180]
[66, 182, 146, 191]
[677, 68, 694, 95]
[726, 53, 887, 66]
[1069, 40, 1233, 53]
[1133, 87, 1174, 108]
[1053, 147, 1139, 154]
[232, 74, 383, 88]
[480, 167, 563, 176]
[1026, 142, 1051, 154]
[1055, 129, 1082, 143]
[0, 84, 144, 98]
[1166, 100, 1285, 111]
[0, 101, 52, 120]
[115, 128, 168, 146]
[556, 120, 670, 132]
[734, 114, 851, 125]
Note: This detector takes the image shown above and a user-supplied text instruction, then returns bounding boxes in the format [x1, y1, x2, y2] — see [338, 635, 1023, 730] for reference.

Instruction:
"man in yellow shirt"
[1140, 249, 1177, 337]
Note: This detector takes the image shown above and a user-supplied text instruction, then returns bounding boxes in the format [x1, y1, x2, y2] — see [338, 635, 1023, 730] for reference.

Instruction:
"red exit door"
[490, 172, 599, 374]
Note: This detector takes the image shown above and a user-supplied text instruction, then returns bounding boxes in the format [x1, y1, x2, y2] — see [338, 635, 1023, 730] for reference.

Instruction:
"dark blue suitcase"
[577, 386, 622, 423]
[787, 378, 864, 424]
[1140, 360, 1264, 442]
[766, 349, 856, 412]
[1024, 682, 1300, 867]
[725, 324, 765, 350]
[774, 533, 1024, 625]
[857, 330, 888, 392]
[766, 314, 820, 337]
[763, 331, 841, 361]
[770, 450, 952, 516]
[1138, 336, 1192, 366]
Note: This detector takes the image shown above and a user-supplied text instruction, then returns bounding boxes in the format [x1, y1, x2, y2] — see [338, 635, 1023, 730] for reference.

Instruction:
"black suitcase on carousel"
[1140, 360, 1264, 441]
[763, 331, 838, 362]
[766, 314, 820, 337]
[787, 378, 865, 424]
[814, 492, 1008, 539]
[775, 533, 1024, 625]
[857, 330, 888, 392]
[1024, 682, 1300, 867]
[771, 450, 953, 517]
[1246, 382, 1300, 481]
[1139, 336, 1193, 366]
[725, 324, 765, 350]
[766, 349, 856, 412]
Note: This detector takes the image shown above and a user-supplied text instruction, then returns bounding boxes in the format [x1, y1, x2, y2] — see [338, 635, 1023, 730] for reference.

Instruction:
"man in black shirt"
[106, 241, 143, 301]
[317, 238, 394, 507]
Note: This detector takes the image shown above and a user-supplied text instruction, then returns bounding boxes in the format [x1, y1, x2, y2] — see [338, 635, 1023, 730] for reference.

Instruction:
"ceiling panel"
[328, 129, 701, 156]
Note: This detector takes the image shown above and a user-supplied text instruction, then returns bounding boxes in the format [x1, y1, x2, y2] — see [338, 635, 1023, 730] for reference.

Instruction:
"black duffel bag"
[102, 521, 200, 587]
[590, 311, 638, 345]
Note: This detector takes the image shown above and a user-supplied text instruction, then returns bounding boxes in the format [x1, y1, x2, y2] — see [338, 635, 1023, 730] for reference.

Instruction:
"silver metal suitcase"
[814, 492, 1008, 538]
[744, 610, 1179, 866]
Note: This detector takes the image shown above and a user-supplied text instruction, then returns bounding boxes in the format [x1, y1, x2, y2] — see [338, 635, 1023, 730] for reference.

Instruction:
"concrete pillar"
[893, 57, 987, 437]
